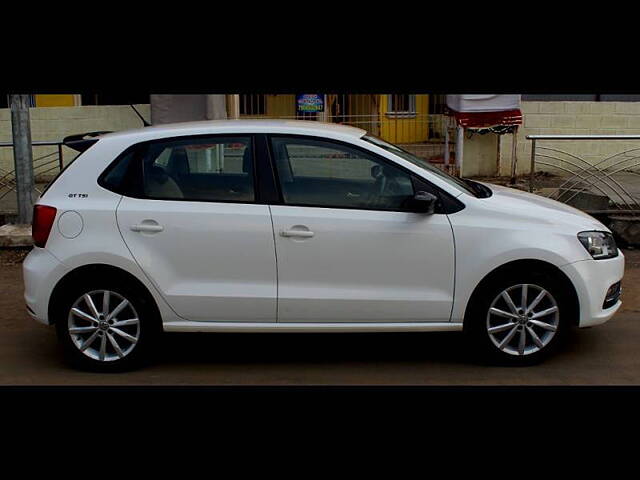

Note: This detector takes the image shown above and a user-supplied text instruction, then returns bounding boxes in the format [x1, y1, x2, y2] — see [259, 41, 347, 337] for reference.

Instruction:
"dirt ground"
[2, 247, 640, 385]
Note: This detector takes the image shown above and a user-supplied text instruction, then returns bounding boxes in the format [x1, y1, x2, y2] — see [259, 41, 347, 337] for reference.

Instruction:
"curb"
[0, 224, 33, 247]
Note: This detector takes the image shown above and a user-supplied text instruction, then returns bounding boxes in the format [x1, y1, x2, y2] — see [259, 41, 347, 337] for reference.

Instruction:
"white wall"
[460, 132, 499, 177]
[499, 101, 640, 176]
[0, 105, 150, 178]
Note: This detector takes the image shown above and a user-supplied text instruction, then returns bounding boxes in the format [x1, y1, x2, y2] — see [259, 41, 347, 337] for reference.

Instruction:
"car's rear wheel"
[54, 277, 159, 371]
[466, 272, 571, 365]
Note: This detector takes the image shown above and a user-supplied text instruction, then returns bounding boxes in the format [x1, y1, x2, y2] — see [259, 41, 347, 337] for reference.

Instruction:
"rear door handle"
[130, 223, 164, 233]
[280, 230, 314, 238]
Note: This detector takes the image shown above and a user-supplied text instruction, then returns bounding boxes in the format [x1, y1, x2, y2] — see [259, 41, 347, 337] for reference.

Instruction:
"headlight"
[577, 231, 619, 259]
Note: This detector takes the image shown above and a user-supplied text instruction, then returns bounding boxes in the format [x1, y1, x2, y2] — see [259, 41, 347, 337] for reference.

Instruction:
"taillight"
[32, 205, 57, 248]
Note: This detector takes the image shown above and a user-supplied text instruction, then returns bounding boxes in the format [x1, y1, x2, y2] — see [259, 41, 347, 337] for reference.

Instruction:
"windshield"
[362, 134, 480, 197]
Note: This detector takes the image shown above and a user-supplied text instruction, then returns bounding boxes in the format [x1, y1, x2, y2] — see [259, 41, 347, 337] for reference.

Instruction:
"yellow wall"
[379, 94, 429, 144]
[338, 94, 380, 136]
[266, 94, 296, 117]
[34, 94, 78, 107]
[238, 94, 296, 117]
[238, 94, 430, 144]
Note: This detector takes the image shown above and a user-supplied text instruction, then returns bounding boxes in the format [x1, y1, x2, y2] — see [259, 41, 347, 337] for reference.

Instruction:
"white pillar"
[444, 116, 450, 166]
[456, 125, 464, 176]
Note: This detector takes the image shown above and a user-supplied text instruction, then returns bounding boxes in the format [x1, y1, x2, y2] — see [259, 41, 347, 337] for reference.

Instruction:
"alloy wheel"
[67, 290, 140, 362]
[486, 284, 559, 356]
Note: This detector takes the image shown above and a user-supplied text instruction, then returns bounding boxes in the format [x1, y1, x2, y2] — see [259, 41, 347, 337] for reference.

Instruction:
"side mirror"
[411, 191, 438, 214]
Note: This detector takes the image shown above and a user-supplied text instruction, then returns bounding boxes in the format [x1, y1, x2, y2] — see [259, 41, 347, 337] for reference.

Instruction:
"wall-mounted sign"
[296, 94, 324, 113]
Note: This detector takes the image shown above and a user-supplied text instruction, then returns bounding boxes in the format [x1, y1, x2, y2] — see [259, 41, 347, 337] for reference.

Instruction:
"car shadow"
[155, 331, 478, 366]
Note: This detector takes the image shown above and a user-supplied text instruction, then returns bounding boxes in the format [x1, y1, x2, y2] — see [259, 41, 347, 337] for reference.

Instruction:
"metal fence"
[0, 141, 70, 212]
[527, 135, 640, 212]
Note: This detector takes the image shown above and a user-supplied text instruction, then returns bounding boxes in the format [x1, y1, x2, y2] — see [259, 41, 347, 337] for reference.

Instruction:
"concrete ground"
[1, 248, 640, 385]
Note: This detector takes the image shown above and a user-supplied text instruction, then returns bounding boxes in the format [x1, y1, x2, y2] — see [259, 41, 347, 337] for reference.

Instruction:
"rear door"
[114, 135, 277, 322]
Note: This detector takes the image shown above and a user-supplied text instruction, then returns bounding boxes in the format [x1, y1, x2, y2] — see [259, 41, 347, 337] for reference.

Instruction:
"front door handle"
[280, 229, 314, 238]
[131, 223, 164, 233]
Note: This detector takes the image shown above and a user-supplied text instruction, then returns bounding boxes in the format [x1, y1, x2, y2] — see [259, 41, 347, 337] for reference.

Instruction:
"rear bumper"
[560, 251, 625, 328]
[23, 247, 68, 325]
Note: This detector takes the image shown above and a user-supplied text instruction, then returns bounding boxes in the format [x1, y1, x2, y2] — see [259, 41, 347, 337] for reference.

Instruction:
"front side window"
[270, 136, 415, 211]
[362, 134, 479, 197]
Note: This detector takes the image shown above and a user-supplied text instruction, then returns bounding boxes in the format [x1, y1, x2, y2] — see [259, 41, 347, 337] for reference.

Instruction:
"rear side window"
[100, 136, 256, 203]
[101, 150, 137, 194]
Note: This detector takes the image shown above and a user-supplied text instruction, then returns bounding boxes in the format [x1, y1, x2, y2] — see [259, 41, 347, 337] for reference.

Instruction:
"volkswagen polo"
[22, 120, 624, 370]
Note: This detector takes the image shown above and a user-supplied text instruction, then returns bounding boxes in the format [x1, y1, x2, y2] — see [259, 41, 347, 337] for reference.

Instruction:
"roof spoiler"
[62, 131, 112, 152]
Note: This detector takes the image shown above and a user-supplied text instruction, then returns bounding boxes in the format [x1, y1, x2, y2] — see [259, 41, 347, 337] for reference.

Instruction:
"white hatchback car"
[23, 120, 624, 370]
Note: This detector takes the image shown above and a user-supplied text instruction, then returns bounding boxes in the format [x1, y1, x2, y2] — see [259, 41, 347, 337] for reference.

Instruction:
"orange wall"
[34, 95, 78, 107]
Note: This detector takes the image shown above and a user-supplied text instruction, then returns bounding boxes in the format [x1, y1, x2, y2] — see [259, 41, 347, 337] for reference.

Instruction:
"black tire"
[465, 270, 572, 366]
[53, 273, 160, 372]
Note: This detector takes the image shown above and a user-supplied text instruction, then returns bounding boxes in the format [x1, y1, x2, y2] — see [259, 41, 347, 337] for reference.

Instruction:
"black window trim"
[264, 133, 464, 214]
[98, 133, 265, 206]
[97, 131, 465, 214]
[254, 133, 280, 204]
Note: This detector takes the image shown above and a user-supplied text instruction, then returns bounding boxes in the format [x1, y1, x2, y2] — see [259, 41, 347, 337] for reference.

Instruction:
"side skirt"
[162, 321, 464, 333]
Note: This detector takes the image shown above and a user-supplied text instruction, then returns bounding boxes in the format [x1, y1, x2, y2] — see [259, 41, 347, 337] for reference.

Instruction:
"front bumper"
[560, 250, 625, 328]
[23, 247, 68, 325]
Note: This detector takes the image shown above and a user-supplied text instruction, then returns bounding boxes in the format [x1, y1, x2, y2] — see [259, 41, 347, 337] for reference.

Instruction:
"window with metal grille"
[387, 94, 416, 116]
[239, 94, 266, 115]
[428, 94, 447, 114]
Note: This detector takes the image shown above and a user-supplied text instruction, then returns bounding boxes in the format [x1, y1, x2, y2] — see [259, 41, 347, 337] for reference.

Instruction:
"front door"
[268, 135, 455, 323]
[116, 135, 277, 322]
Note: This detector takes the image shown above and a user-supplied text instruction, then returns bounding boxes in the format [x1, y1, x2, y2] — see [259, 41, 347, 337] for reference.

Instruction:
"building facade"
[3, 94, 640, 180]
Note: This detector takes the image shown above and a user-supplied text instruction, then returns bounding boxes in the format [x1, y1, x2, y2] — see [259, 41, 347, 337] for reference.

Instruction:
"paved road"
[2, 249, 640, 385]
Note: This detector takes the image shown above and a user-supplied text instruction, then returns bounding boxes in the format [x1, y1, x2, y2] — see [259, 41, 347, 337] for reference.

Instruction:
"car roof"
[98, 119, 368, 143]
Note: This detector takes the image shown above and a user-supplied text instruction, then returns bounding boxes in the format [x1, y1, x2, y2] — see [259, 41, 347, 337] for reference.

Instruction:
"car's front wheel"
[53, 276, 159, 371]
[466, 272, 571, 365]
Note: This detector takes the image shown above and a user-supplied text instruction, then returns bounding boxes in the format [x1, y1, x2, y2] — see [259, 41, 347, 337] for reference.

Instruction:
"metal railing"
[528, 134, 640, 212]
[0, 140, 68, 201]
